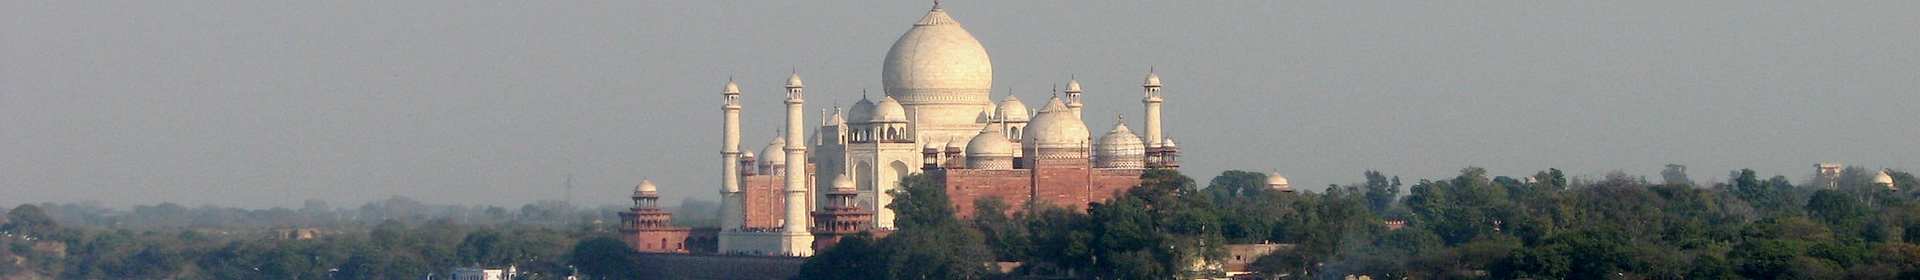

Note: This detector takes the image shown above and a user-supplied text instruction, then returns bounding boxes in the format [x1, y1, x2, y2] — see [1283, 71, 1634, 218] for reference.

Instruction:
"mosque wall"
[940, 169, 1033, 219]
[741, 169, 815, 230]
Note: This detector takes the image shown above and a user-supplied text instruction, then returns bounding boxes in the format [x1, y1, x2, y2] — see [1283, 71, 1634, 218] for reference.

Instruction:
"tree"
[1204, 170, 1267, 201]
[1362, 170, 1402, 213]
[970, 198, 1029, 261]
[569, 237, 640, 280]
[3, 204, 57, 237]
[796, 233, 888, 280]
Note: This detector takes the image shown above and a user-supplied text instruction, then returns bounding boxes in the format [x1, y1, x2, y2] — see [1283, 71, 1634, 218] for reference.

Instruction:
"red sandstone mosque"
[621, 3, 1192, 257]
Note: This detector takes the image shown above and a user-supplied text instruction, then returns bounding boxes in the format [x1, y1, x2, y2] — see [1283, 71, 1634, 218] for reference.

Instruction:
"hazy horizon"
[4, 0, 1916, 209]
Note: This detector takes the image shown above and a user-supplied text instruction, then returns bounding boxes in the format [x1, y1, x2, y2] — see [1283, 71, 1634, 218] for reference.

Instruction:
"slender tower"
[719, 79, 745, 231]
[1065, 77, 1084, 119]
[780, 73, 816, 256]
[1142, 69, 1165, 148]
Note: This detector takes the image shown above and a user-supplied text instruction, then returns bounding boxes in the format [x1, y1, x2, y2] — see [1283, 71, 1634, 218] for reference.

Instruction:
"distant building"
[1816, 162, 1844, 189]
[272, 227, 323, 240]
[1383, 219, 1408, 231]
[706, 3, 1188, 256]
[1224, 243, 1291, 277]
[619, 180, 691, 253]
[1874, 169, 1898, 191]
[1267, 172, 1292, 193]
[450, 266, 515, 280]
[811, 174, 887, 252]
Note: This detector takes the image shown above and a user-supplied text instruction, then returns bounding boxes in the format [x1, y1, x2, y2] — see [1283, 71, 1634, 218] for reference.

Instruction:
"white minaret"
[779, 73, 816, 256]
[720, 79, 745, 231]
[1142, 69, 1165, 148]
[1065, 77, 1084, 119]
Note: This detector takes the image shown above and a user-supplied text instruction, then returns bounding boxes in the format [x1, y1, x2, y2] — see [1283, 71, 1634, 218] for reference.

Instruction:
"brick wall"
[943, 169, 1033, 218]
[740, 174, 787, 230]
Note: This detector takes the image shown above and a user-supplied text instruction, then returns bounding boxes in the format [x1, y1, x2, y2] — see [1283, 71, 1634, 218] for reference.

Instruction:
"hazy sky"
[4, 1, 1916, 209]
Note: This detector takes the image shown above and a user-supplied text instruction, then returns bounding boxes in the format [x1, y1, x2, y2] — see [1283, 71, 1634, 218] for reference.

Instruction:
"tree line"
[800, 165, 1920, 279]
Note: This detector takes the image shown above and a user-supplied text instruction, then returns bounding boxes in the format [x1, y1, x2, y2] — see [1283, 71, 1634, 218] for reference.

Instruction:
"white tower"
[779, 73, 816, 256]
[719, 79, 745, 231]
[1064, 78, 1084, 119]
[1142, 69, 1165, 148]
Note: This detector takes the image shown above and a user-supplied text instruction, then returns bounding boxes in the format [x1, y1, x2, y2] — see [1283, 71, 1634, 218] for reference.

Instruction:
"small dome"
[967, 126, 1014, 157]
[723, 80, 741, 94]
[741, 150, 755, 158]
[847, 97, 876, 124]
[786, 73, 804, 88]
[1874, 170, 1896, 185]
[946, 137, 964, 150]
[924, 141, 940, 150]
[1144, 71, 1162, 86]
[760, 137, 786, 164]
[996, 96, 1029, 122]
[1022, 97, 1091, 149]
[1266, 172, 1290, 188]
[1161, 138, 1177, 148]
[1098, 121, 1142, 147]
[1065, 79, 1083, 93]
[828, 110, 846, 125]
[1095, 120, 1145, 168]
[873, 96, 909, 122]
[636, 179, 658, 193]
[832, 174, 856, 192]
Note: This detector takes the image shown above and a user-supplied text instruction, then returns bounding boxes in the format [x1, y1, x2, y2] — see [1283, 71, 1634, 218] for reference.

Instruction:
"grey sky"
[3, 1, 1915, 209]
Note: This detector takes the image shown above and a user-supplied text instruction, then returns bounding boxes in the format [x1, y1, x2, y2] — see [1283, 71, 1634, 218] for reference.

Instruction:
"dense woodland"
[799, 166, 1920, 280]
[4, 165, 1919, 279]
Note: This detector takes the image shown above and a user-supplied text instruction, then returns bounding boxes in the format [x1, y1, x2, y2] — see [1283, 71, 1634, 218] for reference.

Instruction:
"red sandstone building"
[619, 180, 691, 253]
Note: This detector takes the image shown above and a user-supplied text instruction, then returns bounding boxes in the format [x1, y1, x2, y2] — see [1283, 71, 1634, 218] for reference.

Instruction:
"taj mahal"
[621, 3, 1226, 257]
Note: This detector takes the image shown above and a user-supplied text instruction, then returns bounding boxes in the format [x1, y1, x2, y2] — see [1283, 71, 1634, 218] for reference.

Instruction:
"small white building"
[450, 266, 514, 280]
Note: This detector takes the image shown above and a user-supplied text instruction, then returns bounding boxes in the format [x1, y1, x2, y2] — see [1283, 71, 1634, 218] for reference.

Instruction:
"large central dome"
[882, 5, 994, 143]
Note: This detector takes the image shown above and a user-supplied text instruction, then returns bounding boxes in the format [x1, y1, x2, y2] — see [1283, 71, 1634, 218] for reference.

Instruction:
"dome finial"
[932, 0, 941, 10]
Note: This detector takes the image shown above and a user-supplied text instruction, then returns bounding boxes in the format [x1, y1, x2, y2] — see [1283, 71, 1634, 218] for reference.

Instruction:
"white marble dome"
[1874, 170, 1895, 185]
[847, 97, 876, 124]
[996, 96, 1029, 122]
[723, 80, 740, 94]
[873, 96, 909, 123]
[760, 137, 786, 165]
[1266, 172, 1290, 188]
[1095, 121, 1145, 168]
[882, 7, 992, 101]
[966, 126, 1014, 157]
[1065, 79, 1083, 92]
[786, 73, 805, 88]
[636, 179, 658, 193]
[832, 174, 856, 192]
[1144, 71, 1162, 86]
[1022, 97, 1090, 149]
